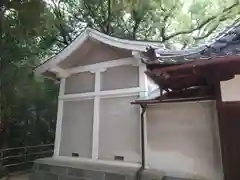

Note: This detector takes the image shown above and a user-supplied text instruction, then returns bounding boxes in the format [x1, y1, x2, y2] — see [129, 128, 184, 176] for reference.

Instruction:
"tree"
[47, 0, 240, 49]
[0, 0, 59, 148]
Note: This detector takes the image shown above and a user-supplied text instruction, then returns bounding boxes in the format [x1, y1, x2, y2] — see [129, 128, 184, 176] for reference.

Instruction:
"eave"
[133, 55, 240, 105]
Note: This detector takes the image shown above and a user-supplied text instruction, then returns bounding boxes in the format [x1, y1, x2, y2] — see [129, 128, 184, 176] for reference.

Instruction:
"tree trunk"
[106, 0, 111, 34]
[132, 20, 141, 40]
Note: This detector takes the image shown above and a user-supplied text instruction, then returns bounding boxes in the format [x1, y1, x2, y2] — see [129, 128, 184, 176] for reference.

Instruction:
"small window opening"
[114, 156, 124, 161]
[72, 153, 79, 157]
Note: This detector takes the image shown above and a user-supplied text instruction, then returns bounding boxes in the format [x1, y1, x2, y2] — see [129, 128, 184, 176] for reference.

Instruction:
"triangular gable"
[58, 42, 133, 69]
[35, 28, 164, 75]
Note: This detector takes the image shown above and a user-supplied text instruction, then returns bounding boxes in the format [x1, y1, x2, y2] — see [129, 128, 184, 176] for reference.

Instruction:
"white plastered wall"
[101, 66, 139, 91]
[220, 75, 240, 102]
[146, 101, 223, 180]
[59, 100, 94, 157]
[99, 96, 141, 162]
[56, 42, 143, 164]
[65, 72, 95, 94]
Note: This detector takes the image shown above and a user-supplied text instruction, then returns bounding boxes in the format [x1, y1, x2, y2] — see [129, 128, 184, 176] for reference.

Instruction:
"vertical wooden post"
[215, 77, 240, 180]
[91, 68, 106, 160]
[54, 78, 66, 157]
[92, 71, 100, 160]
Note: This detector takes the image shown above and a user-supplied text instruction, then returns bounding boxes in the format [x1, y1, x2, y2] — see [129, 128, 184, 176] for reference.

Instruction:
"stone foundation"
[29, 158, 195, 180]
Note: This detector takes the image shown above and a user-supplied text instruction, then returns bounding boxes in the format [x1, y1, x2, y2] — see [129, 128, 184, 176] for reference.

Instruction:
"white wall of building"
[146, 101, 223, 180]
[56, 46, 143, 164]
[65, 72, 95, 94]
[220, 75, 240, 102]
[101, 66, 139, 91]
[59, 100, 94, 158]
[99, 96, 140, 162]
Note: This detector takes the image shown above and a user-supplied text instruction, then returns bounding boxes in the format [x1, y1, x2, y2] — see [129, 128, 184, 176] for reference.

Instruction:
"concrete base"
[29, 158, 195, 180]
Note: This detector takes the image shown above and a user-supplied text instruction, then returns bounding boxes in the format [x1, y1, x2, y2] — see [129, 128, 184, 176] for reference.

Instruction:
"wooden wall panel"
[216, 78, 240, 180]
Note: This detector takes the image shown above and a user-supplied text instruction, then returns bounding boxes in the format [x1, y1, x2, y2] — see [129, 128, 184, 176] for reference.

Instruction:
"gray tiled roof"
[202, 19, 240, 56]
[148, 19, 240, 63]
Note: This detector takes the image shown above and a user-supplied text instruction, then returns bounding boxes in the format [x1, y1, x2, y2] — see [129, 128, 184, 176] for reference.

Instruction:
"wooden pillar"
[215, 80, 240, 180]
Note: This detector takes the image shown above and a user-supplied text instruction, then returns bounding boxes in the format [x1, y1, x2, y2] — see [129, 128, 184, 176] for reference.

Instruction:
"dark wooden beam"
[151, 56, 240, 74]
[131, 96, 213, 105]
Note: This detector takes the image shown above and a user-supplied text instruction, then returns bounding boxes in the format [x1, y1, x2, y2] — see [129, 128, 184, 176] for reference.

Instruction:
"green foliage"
[0, 0, 58, 148]
[47, 0, 239, 49]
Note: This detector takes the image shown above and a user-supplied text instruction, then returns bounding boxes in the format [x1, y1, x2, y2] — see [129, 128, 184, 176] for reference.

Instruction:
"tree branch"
[118, 17, 131, 35]
[160, 3, 178, 42]
[132, 18, 141, 40]
[193, 16, 229, 40]
[51, 0, 70, 45]
[106, 0, 111, 34]
[55, 37, 67, 45]
[165, 2, 239, 41]
[83, 2, 107, 33]
[159, 0, 167, 12]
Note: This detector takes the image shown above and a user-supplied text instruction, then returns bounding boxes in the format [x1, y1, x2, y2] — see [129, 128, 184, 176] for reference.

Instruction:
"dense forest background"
[0, 0, 239, 149]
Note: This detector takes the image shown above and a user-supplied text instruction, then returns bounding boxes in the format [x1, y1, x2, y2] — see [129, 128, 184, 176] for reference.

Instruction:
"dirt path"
[1, 173, 30, 180]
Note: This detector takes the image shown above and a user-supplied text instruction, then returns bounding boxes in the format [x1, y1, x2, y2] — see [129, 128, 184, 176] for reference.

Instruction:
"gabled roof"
[35, 28, 164, 74]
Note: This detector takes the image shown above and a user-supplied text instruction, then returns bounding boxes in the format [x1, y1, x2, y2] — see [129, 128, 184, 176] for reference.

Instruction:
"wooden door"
[218, 102, 240, 180]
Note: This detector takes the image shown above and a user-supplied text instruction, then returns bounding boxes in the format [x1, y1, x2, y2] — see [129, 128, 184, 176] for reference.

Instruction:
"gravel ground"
[1, 173, 30, 180]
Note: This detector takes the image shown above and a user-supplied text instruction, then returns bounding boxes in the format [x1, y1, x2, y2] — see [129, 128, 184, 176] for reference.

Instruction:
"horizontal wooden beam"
[132, 97, 214, 105]
[67, 58, 140, 74]
[151, 56, 240, 74]
[59, 87, 141, 101]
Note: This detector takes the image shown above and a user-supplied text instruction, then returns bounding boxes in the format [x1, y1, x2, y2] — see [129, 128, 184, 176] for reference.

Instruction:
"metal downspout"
[136, 104, 147, 180]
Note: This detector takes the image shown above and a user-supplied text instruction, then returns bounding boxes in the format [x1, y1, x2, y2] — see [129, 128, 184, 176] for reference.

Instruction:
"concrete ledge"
[35, 157, 140, 176]
[31, 158, 202, 180]
[141, 169, 165, 180]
